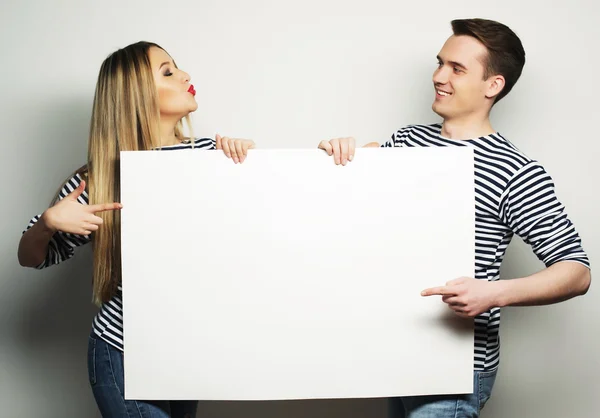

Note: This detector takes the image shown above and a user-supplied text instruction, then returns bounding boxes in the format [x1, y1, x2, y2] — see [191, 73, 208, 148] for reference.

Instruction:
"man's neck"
[441, 116, 495, 140]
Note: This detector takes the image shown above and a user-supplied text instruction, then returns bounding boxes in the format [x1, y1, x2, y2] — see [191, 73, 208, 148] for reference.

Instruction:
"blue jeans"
[87, 333, 198, 418]
[387, 370, 497, 418]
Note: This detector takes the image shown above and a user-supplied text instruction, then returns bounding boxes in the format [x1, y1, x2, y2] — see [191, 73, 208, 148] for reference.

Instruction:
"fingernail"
[348, 155, 353, 161]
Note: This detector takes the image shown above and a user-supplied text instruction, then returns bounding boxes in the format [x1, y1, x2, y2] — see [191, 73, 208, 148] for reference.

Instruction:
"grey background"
[1, 0, 597, 417]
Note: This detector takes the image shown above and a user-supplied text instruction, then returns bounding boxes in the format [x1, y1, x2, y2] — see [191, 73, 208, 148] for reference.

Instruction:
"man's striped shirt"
[382, 123, 590, 371]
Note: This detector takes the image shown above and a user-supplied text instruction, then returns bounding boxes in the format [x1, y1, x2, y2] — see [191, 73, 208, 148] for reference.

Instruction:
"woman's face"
[148, 46, 197, 118]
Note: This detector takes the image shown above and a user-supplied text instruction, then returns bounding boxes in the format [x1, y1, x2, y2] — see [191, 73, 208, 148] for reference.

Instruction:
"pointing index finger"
[88, 202, 123, 213]
[421, 286, 458, 297]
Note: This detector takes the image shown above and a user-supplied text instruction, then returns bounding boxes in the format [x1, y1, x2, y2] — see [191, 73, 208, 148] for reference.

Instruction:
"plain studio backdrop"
[0, 0, 597, 417]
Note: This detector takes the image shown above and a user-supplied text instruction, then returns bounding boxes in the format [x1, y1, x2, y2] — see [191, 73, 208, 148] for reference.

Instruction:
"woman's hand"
[42, 180, 122, 236]
[216, 134, 255, 164]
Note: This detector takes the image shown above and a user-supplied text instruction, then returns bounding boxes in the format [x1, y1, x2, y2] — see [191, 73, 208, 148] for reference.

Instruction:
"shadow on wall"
[0, 96, 101, 417]
[2, 247, 101, 417]
[10, 95, 95, 349]
[11, 249, 97, 347]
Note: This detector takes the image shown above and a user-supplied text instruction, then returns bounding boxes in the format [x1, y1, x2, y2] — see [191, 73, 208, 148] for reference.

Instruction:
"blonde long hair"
[86, 41, 189, 305]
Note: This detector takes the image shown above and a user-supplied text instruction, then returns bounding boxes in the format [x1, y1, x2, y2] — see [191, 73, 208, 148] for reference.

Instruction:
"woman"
[17, 41, 254, 417]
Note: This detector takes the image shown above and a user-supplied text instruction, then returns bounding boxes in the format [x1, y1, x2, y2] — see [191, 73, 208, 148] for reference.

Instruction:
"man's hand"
[421, 277, 499, 318]
[318, 137, 356, 165]
[318, 138, 381, 165]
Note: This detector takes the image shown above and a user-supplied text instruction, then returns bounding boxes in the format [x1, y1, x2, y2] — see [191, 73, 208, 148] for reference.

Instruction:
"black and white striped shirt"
[25, 138, 216, 352]
[382, 123, 590, 371]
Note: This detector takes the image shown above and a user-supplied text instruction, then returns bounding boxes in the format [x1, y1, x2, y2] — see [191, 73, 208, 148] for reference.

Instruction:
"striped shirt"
[25, 137, 216, 352]
[382, 123, 590, 371]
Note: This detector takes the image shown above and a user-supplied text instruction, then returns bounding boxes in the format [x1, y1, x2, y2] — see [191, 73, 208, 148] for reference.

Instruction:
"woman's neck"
[159, 118, 180, 146]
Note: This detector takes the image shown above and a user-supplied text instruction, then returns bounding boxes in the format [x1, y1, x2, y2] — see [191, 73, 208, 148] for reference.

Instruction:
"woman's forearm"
[18, 213, 55, 268]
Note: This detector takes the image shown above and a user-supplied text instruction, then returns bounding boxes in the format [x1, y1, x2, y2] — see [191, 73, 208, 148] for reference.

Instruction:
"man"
[318, 18, 591, 417]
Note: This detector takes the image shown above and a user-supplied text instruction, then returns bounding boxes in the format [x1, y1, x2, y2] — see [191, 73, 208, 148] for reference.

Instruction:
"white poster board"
[120, 147, 475, 401]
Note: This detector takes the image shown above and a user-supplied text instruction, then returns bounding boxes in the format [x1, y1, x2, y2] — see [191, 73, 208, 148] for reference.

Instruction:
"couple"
[18, 17, 590, 418]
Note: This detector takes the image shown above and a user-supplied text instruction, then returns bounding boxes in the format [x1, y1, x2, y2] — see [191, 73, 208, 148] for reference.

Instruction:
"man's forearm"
[493, 261, 591, 307]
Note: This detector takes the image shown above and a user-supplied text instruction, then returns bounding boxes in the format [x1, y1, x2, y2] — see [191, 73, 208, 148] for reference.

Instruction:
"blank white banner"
[120, 147, 475, 401]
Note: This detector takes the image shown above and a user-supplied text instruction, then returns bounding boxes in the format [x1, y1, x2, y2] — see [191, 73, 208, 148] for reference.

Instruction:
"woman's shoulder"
[191, 137, 216, 149]
[160, 137, 216, 151]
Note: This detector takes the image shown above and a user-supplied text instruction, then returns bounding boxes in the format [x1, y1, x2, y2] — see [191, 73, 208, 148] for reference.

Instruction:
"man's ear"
[486, 75, 506, 100]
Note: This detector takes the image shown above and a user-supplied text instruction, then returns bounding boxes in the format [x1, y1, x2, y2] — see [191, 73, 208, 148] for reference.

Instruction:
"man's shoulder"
[476, 135, 555, 195]
[391, 124, 442, 143]
[486, 133, 538, 173]
[394, 123, 441, 135]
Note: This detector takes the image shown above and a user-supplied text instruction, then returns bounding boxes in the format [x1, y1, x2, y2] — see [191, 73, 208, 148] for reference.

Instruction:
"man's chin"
[432, 102, 446, 118]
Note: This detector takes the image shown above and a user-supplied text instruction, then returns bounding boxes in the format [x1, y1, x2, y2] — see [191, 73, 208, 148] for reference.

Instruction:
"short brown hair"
[451, 18, 526, 103]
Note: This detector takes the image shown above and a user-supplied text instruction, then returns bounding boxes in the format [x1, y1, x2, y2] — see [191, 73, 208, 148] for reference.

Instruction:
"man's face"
[432, 35, 494, 121]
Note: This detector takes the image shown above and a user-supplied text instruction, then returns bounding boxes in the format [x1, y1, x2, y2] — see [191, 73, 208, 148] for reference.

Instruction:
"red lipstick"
[187, 84, 196, 96]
